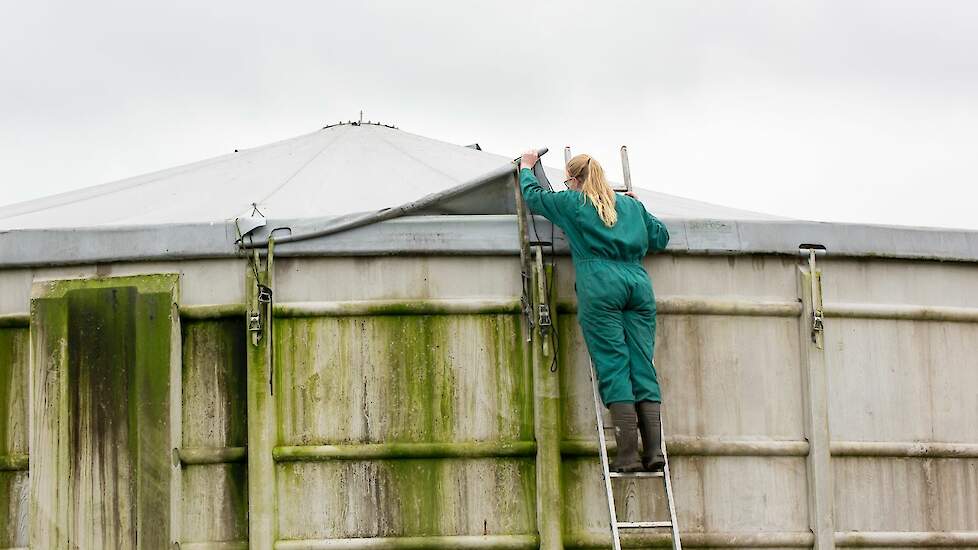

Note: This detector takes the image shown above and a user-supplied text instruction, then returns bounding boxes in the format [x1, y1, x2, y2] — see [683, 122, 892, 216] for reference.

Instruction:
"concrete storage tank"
[1, 122, 976, 550]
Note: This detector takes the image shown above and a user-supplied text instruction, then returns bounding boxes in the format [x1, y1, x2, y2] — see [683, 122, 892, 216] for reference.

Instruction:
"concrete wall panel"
[276, 459, 536, 540]
[275, 314, 530, 445]
[180, 318, 249, 544]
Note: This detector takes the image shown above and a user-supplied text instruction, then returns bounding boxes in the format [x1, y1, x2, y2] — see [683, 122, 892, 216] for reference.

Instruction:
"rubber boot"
[609, 402, 643, 472]
[636, 400, 665, 471]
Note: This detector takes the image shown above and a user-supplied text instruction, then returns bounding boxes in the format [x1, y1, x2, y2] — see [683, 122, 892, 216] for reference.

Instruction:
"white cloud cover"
[1, 0, 975, 228]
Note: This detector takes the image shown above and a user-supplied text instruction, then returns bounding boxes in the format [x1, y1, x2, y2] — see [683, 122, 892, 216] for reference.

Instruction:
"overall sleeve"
[519, 167, 571, 225]
[643, 209, 670, 252]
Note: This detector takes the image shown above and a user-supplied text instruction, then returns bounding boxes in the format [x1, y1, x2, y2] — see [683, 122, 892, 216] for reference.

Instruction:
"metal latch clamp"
[800, 244, 826, 347]
[538, 303, 552, 330]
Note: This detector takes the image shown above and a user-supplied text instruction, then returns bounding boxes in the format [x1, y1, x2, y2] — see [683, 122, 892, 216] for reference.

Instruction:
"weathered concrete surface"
[181, 319, 249, 544]
[273, 313, 535, 540]
[29, 275, 179, 549]
[819, 258, 978, 537]
[67, 287, 139, 547]
[2, 252, 977, 548]
[0, 259, 245, 316]
[275, 315, 530, 445]
[276, 459, 536, 540]
[0, 327, 29, 548]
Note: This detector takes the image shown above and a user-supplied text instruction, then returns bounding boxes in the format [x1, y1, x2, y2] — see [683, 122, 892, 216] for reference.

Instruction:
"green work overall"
[519, 168, 670, 405]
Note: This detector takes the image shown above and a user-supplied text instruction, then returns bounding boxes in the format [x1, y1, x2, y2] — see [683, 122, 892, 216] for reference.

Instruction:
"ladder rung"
[617, 520, 672, 529]
[609, 471, 664, 478]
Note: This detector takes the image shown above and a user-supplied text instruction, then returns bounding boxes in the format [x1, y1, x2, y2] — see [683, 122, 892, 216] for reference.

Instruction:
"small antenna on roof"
[359, 110, 363, 124]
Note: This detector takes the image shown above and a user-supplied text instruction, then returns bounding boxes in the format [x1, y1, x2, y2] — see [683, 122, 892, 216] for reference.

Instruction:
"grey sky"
[2, 1, 976, 229]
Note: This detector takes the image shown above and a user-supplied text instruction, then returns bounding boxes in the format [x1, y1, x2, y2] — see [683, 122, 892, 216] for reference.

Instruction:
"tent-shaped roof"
[0, 123, 780, 230]
[1, 123, 977, 266]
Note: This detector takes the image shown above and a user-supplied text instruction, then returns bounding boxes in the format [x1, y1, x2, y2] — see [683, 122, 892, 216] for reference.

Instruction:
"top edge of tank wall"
[2, 215, 978, 269]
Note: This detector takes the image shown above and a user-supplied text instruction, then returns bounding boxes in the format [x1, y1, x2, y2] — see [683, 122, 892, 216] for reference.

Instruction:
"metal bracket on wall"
[532, 245, 552, 356]
[247, 243, 275, 349]
[529, 243, 553, 337]
[800, 244, 826, 348]
[248, 248, 265, 345]
[538, 303, 552, 330]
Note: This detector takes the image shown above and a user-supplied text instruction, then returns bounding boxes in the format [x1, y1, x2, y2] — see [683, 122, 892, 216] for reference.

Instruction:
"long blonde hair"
[567, 154, 617, 227]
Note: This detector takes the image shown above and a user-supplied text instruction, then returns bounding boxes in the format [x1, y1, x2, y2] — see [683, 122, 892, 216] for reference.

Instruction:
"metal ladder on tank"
[567, 145, 682, 550]
[588, 357, 682, 550]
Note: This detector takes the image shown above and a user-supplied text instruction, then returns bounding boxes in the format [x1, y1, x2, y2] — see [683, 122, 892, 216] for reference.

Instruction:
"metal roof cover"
[0, 123, 779, 230]
[1, 123, 978, 266]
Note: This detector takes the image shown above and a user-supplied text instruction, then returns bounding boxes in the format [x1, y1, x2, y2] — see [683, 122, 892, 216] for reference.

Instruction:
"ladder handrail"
[589, 358, 623, 550]
[659, 388, 683, 550]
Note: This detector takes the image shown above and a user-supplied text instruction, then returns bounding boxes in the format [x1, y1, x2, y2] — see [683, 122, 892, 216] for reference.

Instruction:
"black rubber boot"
[636, 400, 665, 472]
[609, 402, 643, 472]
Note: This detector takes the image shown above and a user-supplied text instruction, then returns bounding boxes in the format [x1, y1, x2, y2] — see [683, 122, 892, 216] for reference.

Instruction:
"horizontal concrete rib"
[0, 312, 29, 328]
[177, 446, 248, 465]
[177, 296, 804, 320]
[831, 441, 978, 458]
[274, 298, 522, 317]
[823, 303, 978, 323]
[178, 298, 522, 320]
[274, 441, 537, 462]
[566, 531, 815, 548]
[561, 437, 810, 457]
[179, 542, 250, 550]
[835, 531, 978, 547]
[0, 453, 29, 471]
[558, 297, 802, 317]
[274, 535, 540, 549]
[179, 303, 247, 320]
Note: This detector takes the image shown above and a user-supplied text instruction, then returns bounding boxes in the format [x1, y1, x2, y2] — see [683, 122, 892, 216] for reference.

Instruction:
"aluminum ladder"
[588, 358, 682, 550]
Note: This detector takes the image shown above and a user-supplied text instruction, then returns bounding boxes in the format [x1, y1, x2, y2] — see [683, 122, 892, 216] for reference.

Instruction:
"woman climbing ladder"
[519, 150, 670, 473]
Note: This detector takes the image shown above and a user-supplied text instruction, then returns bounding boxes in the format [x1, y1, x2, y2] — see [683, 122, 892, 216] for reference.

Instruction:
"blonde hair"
[567, 154, 617, 227]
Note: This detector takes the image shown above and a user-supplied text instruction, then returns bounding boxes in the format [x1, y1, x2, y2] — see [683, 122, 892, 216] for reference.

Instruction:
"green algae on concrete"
[0, 327, 29, 458]
[245, 255, 278, 550]
[274, 440, 537, 461]
[0, 313, 29, 329]
[67, 286, 139, 546]
[182, 318, 248, 448]
[530, 258, 563, 550]
[270, 308, 538, 540]
[380, 314, 457, 443]
[274, 298, 522, 318]
[34, 273, 180, 299]
[0, 470, 28, 548]
[483, 314, 534, 442]
[179, 317, 250, 541]
[0, 330, 28, 548]
[273, 312, 531, 445]
[29, 274, 179, 550]
[556, 314, 593, 442]
[29, 287, 70, 549]
[381, 457, 536, 537]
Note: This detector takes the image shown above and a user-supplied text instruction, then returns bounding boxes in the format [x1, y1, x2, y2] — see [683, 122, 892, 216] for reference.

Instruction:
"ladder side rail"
[659, 401, 682, 550]
[589, 358, 622, 550]
[620, 146, 633, 193]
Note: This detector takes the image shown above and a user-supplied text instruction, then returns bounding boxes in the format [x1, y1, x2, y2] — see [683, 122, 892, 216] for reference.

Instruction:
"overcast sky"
[2, 1, 976, 229]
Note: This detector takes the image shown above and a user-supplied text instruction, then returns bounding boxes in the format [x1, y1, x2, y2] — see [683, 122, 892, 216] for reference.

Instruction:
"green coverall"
[519, 168, 670, 405]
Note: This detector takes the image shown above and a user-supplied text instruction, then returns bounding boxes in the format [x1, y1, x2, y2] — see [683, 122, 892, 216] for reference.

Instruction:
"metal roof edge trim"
[2, 216, 978, 268]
